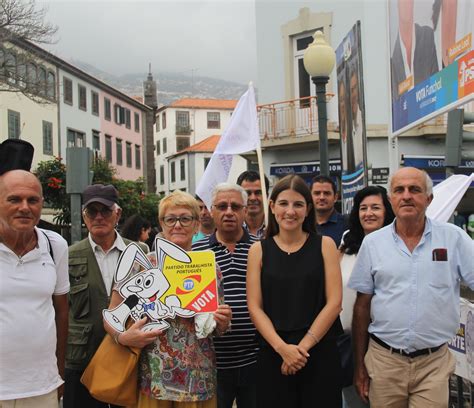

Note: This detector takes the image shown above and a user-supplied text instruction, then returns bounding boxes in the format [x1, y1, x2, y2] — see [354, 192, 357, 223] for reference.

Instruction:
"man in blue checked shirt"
[349, 167, 473, 407]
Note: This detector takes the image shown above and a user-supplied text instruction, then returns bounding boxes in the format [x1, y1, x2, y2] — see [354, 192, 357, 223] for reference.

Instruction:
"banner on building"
[336, 21, 368, 214]
[388, 0, 474, 136]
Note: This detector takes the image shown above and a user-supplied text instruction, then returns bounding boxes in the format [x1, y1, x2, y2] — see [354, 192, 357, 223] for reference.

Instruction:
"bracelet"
[306, 330, 320, 343]
[113, 331, 122, 345]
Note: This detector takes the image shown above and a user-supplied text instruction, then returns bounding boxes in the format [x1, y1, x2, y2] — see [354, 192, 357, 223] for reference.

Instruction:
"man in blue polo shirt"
[349, 167, 474, 407]
[311, 175, 347, 246]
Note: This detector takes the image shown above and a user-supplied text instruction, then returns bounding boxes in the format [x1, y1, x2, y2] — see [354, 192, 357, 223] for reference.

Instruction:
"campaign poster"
[448, 298, 474, 382]
[336, 21, 368, 214]
[388, 0, 474, 135]
[162, 250, 218, 313]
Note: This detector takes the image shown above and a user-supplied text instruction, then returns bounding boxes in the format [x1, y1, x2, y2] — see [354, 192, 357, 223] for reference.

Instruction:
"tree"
[35, 156, 69, 225]
[0, 0, 57, 44]
[35, 156, 161, 227]
[1, 0, 58, 102]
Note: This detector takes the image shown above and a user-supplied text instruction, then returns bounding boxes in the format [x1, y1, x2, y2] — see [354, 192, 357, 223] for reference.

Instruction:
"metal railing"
[258, 94, 334, 140]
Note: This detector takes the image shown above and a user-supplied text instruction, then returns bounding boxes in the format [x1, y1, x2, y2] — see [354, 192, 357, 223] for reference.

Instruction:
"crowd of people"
[1, 160, 473, 408]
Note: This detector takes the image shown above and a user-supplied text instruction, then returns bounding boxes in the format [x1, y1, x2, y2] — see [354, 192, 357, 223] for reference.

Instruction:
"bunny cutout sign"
[103, 237, 218, 333]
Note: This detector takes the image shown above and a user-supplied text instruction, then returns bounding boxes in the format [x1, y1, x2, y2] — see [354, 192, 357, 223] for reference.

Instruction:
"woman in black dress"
[247, 175, 343, 407]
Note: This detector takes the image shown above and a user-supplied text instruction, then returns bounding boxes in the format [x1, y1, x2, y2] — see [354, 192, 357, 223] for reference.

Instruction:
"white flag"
[426, 173, 473, 222]
[196, 84, 260, 208]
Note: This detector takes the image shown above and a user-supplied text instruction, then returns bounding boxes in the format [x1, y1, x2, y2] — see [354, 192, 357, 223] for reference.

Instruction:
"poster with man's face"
[389, 0, 473, 135]
[336, 22, 368, 214]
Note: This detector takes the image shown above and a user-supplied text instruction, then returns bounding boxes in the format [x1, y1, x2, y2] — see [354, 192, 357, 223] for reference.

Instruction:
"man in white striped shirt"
[193, 183, 259, 408]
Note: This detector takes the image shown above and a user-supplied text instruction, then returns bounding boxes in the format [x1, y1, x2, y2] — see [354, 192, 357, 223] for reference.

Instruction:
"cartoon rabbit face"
[119, 268, 170, 300]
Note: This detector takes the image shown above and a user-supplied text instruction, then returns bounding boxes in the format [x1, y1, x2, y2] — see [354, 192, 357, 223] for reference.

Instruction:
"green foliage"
[35, 156, 69, 225]
[35, 156, 161, 227]
[91, 156, 116, 184]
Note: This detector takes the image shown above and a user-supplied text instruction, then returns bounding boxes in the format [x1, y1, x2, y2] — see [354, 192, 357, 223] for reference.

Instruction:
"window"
[126, 142, 132, 167]
[105, 135, 112, 162]
[0, 48, 4, 81]
[162, 137, 167, 154]
[125, 108, 131, 129]
[64, 77, 73, 105]
[170, 161, 176, 182]
[176, 136, 190, 152]
[42, 121, 53, 155]
[116, 139, 123, 165]
[47, 71, 55, 99]
[162, 112, 167, 129]
[114, 104, 124, 124]
[92, 130, 100, 151]
[26, 62, 37, 91]
[67, 129, 85, 147]
[78, 84, 87, 111]
[207, 112, 220, 129]
[134, 112, 140, 132]
[16, 56, 25, 88]
[8, 110, 20, 139]
[180, 159, 185, 181]
[294, 33, 316, 107]
[104, 97, 111, 120]
[159, 165, 165, 185]
[176, 111, 190, 134]
[38, 66, 46, 96]
[204, 157, 211, 170]
[156, 140, 161, 155]
[5, 51, 16, 85]
[156, 114, 160, 131]
[91, 91, 99, 115]
[135, 145, 141, 169]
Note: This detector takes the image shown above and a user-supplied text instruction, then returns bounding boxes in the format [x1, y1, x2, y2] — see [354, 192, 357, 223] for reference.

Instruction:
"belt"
[370, 334, 443, 358]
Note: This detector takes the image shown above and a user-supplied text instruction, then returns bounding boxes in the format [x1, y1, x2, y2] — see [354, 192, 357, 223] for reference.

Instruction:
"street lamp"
[303, 30, 336, 177]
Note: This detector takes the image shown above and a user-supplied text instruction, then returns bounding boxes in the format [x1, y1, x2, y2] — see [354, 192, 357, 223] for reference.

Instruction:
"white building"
[254, 1, 473, 197]
[0, 42, 59, 170]
[155, 98, 241, 194]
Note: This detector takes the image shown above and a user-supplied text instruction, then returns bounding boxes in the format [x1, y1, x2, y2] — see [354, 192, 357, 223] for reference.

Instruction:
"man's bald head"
[0, 170, 44, 235]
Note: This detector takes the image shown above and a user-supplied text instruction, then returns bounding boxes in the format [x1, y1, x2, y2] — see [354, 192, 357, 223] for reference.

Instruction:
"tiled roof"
[170, 98, 237, 109]
[177, 135, 220, 154]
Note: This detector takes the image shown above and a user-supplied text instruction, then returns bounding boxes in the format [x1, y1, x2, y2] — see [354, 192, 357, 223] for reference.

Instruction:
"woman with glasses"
[338, 186, 394, 408]
[247, 175, 343, 407]
[104, 190, 231, 408]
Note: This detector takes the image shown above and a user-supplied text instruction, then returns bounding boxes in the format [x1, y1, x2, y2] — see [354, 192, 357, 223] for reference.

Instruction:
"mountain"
[70, 59, 248, 106]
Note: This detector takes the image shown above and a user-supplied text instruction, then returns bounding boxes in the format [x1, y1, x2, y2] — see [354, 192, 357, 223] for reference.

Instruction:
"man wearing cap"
[0, 170, 69, 407]
[64, 184, 146, 408]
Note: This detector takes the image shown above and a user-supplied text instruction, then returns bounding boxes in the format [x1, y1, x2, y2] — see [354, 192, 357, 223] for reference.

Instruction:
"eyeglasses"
[83, 207, 114, 219]
[161, 215, 195, 227]
[213, 203, 246, 212]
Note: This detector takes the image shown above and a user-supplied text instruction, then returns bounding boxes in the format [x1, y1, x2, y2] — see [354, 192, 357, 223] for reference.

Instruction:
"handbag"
[80, 333, 141, 406]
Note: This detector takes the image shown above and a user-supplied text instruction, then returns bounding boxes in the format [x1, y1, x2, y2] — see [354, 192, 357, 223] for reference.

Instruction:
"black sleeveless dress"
[256, 233, 342, 408]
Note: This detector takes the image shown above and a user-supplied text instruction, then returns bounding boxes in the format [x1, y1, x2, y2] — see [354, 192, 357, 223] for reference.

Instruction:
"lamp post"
[303, 30, 336, 177]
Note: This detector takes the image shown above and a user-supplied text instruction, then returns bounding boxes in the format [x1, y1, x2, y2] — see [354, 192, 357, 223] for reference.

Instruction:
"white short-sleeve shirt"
[0, 227, 69, 400]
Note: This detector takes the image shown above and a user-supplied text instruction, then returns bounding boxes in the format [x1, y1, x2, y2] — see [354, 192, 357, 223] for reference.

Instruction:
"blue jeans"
[217, 363, 257, 408]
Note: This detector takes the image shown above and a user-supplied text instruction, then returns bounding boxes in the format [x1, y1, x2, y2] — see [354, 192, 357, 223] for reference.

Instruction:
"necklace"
[275, 233, 308, 255]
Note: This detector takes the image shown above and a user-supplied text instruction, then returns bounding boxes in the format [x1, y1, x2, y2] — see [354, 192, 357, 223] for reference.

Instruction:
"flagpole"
[256, 146, 269, 228]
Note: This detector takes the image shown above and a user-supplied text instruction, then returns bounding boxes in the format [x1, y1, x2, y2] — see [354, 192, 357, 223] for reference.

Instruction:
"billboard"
[389, 0, 474, 135]
[336, 22, 368, 214]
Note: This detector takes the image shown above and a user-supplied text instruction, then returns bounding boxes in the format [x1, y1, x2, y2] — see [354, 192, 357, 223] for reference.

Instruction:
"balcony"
[176, 125, 192, 135]
[258, 95, 338, 148]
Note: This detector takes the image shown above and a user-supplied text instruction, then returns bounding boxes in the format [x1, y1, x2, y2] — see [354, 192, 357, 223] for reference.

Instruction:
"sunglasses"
[83, 206, 114, 219]
[212, 203, 246, 212]
[161, 215, 195, 227]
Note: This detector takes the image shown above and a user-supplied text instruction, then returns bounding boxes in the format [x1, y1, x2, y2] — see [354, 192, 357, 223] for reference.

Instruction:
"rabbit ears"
[114, 237, 192, 283]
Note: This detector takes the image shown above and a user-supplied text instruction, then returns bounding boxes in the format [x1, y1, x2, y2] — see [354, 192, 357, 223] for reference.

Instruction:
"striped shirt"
[193, 229, 259, 370]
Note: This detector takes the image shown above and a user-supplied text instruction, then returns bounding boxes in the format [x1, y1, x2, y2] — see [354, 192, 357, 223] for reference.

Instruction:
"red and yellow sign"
[162, 250, 218, 313]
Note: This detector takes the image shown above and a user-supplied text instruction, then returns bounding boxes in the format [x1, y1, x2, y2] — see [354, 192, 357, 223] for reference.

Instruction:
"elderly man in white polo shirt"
[0, 170, 69, 408]
[349, 167, 474, 407]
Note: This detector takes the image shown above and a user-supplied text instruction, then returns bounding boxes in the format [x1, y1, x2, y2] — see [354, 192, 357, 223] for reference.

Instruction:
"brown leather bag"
[81, 334, 140, 406]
